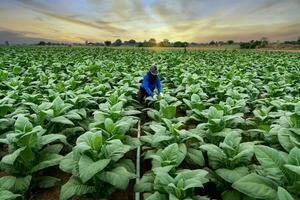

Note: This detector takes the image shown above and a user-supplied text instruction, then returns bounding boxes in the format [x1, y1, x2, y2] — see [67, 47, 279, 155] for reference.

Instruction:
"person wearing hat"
[137, 64, 164, 103]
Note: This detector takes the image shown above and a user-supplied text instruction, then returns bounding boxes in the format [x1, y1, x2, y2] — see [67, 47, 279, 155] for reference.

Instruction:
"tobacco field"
[0, 47, 300, 200]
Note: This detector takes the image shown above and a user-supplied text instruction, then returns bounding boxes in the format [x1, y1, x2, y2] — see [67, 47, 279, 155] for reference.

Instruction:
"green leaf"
[278, 130, 294, 152]
[31, 153, 63, 173]
[40, 144, 63, 155]
[104, 118, 115, 133]
[208, 106, 223, 119]
[41, 134, 67, 146]
[98, 166, 136, 190]
[145, 192, 167, 200]
[78, 155, 110, 183]
[104, 141, 131, 161]
[200, 144, 226, 169]
[160, 143, 179, 166]
[36, 176, 60, 188]
[287, 147, 300, 165]
[65, 111, 82, 120]
[59, 152, 77, 174]
[60, 176, 96, 200]
[161, 106, 176, 119]
[232, 173, 277, 199]
[254, 145, 286, 181]
[277, 187, 295, 200]
[16, 132, 38, 148]
[0, 188, 21, 200]
[15, 116, 32, 132]
[177, 143, 187, 166]
[0, 176, 32, 194]
[51, 116, 74, 125]
[1, 147, 26, 165]
[187, 148, 205, 166]
[134, 173, 154, 192]
[284, 165, 300, 176]
[216, 167, 249, 183]
[222, 190, 241, 200]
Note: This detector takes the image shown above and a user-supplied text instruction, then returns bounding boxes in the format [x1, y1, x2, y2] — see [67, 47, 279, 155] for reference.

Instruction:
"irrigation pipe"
[135, 120, 141, 200]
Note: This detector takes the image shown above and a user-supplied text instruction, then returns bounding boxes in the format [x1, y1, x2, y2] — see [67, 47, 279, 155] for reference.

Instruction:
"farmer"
[137, 64, 163, 103]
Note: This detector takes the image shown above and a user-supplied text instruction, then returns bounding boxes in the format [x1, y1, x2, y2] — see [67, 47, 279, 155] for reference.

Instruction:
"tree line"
[20, 36, 300, 49]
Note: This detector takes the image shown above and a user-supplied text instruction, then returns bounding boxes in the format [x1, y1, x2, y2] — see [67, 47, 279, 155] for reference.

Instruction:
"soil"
[198, 182, 222, 200]
[243, 112, 254, 119]
[108, 181, 135, 200]
[29, 167, 70, 200]
[176, 107, 186, 117]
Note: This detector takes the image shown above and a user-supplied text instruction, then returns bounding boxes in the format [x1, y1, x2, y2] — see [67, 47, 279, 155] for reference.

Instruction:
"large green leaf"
[16, 132, 38, 148]
[287, 147, 300, 165]
[161, 106, 176, 119]
[222, 190, 241, 200]
[134, 173, 154, 192]
[200, 144, 226, 169]
[41, 134, 67, 146]
[15, 116, 33, 133]
[216, 167, 249, 183]
[0, 175, 31, 194]
[1, 147, 26, 165]
[232, 173, 277, 199]
[0, 188, 21, 200]
[254, 145, 286, 181]
[104, 140, 131, 161]
[30, 153, 63, 173]
[78, 155, 111, 183]
[145, 192, 167, 200]
[60, 176, 96, 200]
[51, 116, 74, 125]
[187, 148, 205, 166]
[97, 166, 136, 190]
[277, 187, 295, 200]
[104, 118, 115, 133]
[160, 143, 179, 166]
[36, 176, 60, 188]
[59, 152, 77, 174]
[284, 165, 300, 176]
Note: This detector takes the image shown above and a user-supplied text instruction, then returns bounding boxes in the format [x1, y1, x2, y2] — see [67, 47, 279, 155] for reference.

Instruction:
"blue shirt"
[140, 73, 162, 97]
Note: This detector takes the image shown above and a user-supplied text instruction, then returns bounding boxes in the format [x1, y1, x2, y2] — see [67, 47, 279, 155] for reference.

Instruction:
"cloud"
[16, 0, 125, 33]
[1, 0, 299, 42]
[0, 29, 59, 44]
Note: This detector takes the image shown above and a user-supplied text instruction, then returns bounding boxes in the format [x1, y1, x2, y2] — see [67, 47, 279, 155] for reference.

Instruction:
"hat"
[149, 65, 158, 75]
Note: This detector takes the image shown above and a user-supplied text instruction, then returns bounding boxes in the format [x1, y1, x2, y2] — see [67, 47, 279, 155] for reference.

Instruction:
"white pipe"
[135, 120, 141, 200]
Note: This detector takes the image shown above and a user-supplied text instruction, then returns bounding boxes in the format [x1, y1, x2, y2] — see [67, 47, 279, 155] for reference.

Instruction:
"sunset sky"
[0, 0, 300, 43]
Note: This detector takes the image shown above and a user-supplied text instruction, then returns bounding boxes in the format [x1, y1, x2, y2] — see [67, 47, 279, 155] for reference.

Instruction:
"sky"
[0, 0, 300, 43]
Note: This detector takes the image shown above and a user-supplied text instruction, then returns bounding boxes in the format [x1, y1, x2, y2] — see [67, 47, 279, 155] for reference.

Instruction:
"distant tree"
[190, 42, 199, 46]
[260, 37, 269, 47]
[137, 42, 144, 47]
[159, 39, 171, 47]
[128, 39, 136, 46]
[38, 41, 46, 45]
[142, 40, 149, 47]
[47, 42, 51, 45]
[173, 41, 188, 47]
[104, 41, 111, 47]
[209, 40, 216, 45]
[227, 40, 234, 45]
[95, 42, 104, 46]
[173, 41, 182, 47]
[5, 41, 9, 46]
[148, 38, 156, 47]
[113, 39, 122, 46]
[297, 37, 300, 44]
